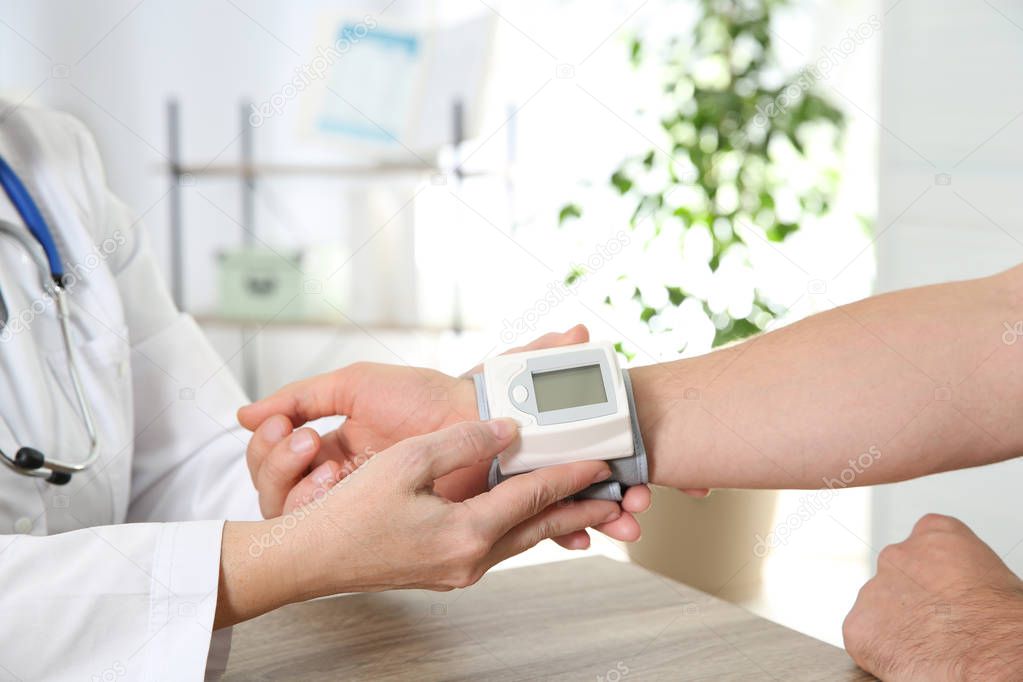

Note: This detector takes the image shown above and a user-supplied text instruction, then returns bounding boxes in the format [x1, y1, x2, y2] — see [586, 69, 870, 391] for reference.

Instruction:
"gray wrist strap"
[477, 368, 648, 502]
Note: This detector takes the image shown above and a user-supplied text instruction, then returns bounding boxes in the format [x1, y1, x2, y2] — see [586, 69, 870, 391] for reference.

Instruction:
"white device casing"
[482, 341, 634, 475]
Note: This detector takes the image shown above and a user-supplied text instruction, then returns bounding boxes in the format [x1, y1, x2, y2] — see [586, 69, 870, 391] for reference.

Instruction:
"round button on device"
[512, 385, 529, 404]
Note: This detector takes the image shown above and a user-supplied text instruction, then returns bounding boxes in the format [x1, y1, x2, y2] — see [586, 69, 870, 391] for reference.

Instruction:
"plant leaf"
[558, 203, 582, 226]
[611, 169, 634, 195]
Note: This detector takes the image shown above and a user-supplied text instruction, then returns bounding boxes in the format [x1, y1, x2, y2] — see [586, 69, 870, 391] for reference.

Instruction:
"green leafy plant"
[563, 0, 848, 352]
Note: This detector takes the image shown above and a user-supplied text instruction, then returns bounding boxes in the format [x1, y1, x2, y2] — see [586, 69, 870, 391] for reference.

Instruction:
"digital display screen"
[532, 364, 607, 412]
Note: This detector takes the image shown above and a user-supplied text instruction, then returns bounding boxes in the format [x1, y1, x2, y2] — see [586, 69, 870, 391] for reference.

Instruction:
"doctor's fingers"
[594, 511, 643, 543]
[488, 497, 622, 565]
[552, 529, 591, 550]
[549, 486, 648, 547]
[282, 460, 345, 512]
[251, 419, 323, 517]
[460, 324, 590, 377]
[622, 484, 652, 513]
[570, 486, 704, 546]
[237, 365, 360, 431]
[549, 510, 641, 549]
[466, 459, 613, 539]
[381, 419, 520, 487]
[246, 415, 294, 473]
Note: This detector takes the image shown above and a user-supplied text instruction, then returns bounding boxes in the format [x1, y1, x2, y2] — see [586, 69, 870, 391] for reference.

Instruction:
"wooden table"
[224, 557, 873, 681]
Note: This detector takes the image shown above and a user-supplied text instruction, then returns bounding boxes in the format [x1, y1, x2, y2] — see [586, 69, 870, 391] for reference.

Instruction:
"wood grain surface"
[223, 556, 874, 681]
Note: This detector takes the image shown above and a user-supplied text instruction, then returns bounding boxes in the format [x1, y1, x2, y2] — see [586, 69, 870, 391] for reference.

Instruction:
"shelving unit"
[163, 98, 514, 396]
[191, 313, 461, 334]
[169, 162, 501, 179]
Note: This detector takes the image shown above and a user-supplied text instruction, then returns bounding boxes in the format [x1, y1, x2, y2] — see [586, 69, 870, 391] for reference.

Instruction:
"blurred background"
[2, 0, 1022, 648]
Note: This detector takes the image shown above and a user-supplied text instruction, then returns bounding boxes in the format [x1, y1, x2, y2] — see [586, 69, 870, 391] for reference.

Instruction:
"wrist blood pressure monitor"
[473, 341, 648, 501]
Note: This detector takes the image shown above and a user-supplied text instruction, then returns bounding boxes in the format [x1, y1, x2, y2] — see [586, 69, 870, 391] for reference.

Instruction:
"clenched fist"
[843, 513, 1023, 680]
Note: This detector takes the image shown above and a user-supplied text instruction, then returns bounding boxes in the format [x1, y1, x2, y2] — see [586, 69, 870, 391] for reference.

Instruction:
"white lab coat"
[0, 103, 261, 680]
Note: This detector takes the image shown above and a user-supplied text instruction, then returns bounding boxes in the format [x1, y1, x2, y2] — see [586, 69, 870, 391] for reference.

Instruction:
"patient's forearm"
[632, 265, 1023, 489]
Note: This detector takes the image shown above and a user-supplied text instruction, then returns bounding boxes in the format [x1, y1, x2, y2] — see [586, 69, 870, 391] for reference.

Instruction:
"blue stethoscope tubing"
[0, 153, 100, 484]
[0, 156, 64, 280]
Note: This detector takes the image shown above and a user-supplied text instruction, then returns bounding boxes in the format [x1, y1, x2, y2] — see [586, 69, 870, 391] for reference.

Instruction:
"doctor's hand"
[216, 419, 620, 628]
[239, 325, 657, 547]
[842, 514, 1023, 681]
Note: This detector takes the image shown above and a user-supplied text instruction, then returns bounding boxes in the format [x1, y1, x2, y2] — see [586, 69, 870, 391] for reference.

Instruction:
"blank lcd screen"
[532, 364, 607, 413]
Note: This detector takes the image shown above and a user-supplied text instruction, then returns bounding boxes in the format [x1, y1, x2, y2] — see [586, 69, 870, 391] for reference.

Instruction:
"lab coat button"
[13, 517, 33, 534]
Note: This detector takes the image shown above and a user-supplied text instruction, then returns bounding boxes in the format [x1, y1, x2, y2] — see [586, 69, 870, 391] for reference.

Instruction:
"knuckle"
[841, 610, 858, 647]
[459, 530, 490, 562]
[446, 540, 487, 588]
[397, 445, 429, 478]
[855, 577, 878, 604]
[294, 389, 316, 420]
[449, 566, 482, 589]
[528, 473, 559, 513]
[842, 583, 878, 657]
[877, 543, 903, 567]
[841, 608, 867, 654]
[527, 483, 550, 517]
[456, 422, 487, 459]
[532, 517, 559, 545]
[249, 419, 282, 463]
[259, 452, 289, 484]
[913, 513, 961, 535]
[344, 362, 377, 389]
[344, 361, 370, 376]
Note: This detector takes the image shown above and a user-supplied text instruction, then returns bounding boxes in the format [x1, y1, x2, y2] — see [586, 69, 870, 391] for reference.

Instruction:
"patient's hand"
[843, 514, 1023, 681]
[242, 362, 479, 509]
[239, 326, 652, 547]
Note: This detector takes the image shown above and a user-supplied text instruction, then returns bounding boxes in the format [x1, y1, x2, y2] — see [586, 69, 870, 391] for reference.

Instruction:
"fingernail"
[567, 536, 588, 550]
[603, 509, 621, 523]
[312, 462, 336, 487]
[593, 466, 612, 484]
[262, 418, 288, 444]
[290, 429, 316, 455]
[489, 419, 516, 439]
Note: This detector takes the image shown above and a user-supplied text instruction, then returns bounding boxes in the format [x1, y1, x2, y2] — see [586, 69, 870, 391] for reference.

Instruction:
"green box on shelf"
[218, 247, 306, 321]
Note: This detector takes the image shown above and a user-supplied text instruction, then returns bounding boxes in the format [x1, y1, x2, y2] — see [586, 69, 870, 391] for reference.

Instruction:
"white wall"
[872, 0, 1023, 573]
[0, 0, 451, 393]
[0, 0, 708, 393]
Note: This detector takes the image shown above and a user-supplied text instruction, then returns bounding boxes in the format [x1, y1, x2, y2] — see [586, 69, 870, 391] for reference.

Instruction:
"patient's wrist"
[961, 588, 1023, 679]
[628, 359, 715, 490]
[445, 376, 479, 424]
[216, 519, 308, 629]
[629, 363, 675, 487]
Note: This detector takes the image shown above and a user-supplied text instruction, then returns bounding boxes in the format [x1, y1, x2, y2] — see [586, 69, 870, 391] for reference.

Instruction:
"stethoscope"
[0, 154, 100, 485]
